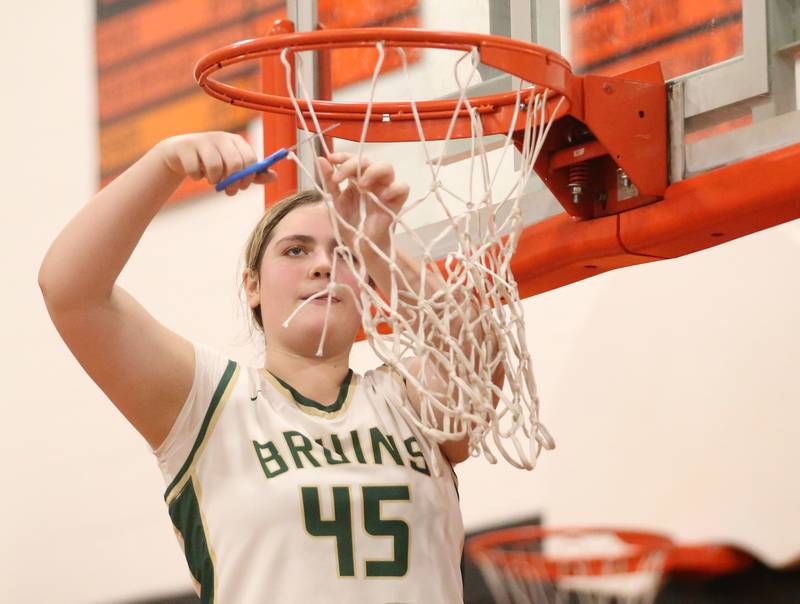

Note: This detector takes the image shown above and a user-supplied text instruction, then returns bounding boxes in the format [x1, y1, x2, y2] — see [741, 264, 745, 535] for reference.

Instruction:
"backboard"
[265, 0, 800, 297]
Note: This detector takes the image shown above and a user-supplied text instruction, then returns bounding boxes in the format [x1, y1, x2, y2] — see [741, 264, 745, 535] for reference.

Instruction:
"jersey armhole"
[153, 341, 232, 486]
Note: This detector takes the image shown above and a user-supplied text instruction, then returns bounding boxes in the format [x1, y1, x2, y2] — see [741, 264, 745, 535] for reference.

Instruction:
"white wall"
[3, 2, 799, 603]
[457, 226, 800, 566]
[4, 3, 270, 602]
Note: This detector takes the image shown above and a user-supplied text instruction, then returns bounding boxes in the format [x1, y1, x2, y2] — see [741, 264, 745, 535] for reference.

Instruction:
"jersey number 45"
[302, 485, 410, 577]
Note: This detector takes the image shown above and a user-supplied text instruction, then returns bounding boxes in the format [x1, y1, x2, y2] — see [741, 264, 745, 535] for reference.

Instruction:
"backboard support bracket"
[530, 63, 668, 220]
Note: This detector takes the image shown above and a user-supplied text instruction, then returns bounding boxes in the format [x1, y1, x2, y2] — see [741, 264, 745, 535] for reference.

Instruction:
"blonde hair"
[243, 189, 324, 329]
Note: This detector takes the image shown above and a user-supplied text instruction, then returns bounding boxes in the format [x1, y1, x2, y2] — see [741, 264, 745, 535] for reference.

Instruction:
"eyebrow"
[274, 234, 316, 247]
[273, 234, 341, 251]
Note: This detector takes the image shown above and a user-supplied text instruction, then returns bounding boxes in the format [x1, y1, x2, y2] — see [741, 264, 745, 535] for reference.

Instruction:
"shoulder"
[180, 342, 241, 415]
[153, 342, 241, 483]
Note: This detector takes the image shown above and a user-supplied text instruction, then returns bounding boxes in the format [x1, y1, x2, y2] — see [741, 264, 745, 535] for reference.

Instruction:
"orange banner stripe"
[98, 128, 248, 205]
[98, 17, 278, 122]
[329, 14, 421, 89]
[99, 77, 256, 177]
[96, 0, 280, 69]
[95, 0, 421, 203]
[585, 19, 742, 80]
[318, 0, 417, 27]
[571, 0, 741, 69]
[97, 4, 418, 122]
[98, 11, 421, 124]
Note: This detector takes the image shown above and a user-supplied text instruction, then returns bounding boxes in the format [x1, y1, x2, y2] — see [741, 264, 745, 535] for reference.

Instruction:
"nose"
[309, 249, 332, 279]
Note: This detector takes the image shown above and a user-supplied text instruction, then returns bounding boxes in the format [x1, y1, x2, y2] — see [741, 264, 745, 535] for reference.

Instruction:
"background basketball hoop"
[467, 525, 754, 604]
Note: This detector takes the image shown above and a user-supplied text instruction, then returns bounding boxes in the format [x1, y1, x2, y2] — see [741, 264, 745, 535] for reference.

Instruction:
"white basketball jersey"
[154, 343, 464, 603]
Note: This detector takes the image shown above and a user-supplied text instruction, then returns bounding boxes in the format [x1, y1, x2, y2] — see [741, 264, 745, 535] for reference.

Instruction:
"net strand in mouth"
[282, 284, 344, 330]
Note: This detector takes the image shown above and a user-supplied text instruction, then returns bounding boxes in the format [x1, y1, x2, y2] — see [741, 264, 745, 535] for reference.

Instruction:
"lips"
[301, 292, 341, 303]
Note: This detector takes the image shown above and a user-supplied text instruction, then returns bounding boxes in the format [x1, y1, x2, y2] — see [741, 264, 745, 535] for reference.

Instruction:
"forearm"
[39, 142, 183, 306]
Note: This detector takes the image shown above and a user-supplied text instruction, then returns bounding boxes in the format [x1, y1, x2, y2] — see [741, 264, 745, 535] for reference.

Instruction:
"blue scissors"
[215, 123, 340, 192]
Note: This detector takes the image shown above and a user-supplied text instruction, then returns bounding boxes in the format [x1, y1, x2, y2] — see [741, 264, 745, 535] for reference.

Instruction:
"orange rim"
[194, 27, 579, 141]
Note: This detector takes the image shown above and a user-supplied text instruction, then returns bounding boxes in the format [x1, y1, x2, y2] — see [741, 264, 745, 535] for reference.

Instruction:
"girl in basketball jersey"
[40, 131, 477, 603]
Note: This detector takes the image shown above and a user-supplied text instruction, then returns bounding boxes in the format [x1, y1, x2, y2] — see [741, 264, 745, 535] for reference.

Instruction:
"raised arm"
[39, 132, 273, 449]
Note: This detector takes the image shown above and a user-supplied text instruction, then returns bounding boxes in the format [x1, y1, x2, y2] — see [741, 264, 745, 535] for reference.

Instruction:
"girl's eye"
[285, 246, 306, 256]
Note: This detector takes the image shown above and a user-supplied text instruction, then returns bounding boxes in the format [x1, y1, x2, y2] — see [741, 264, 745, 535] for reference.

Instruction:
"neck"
[264, 342, 352, 404]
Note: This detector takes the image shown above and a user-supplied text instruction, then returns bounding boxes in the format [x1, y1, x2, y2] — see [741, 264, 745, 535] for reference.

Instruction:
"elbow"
[38, 269, 65, 315]
[441, 437, 471, 465]
[37, 261, 55, 301]
[37, 258, 78, 311]
[38, 247, 111, 309]
[37, 253, 66, 306]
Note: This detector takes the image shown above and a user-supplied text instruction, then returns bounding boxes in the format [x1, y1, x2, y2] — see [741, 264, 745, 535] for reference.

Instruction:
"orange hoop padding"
[511, 141, 800, 298]
[665, 543, 755, 576]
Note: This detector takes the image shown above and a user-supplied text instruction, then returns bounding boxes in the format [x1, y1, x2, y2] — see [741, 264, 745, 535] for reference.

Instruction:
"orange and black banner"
[570, 0, 742, 78]
[95, 0, 419, 203]
[569, 0, 745, 140]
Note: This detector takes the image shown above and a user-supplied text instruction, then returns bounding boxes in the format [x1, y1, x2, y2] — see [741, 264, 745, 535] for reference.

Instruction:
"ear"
[242, 268, 260, 309]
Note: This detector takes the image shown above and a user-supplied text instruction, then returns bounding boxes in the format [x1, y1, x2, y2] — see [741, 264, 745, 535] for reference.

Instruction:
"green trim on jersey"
[267, 368, 356, 415]
[168, 477, 215, 603]
[164, 360, 238, 502]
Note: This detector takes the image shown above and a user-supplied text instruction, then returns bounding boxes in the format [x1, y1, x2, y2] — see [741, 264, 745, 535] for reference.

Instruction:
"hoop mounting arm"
[529, 62, 668, 220]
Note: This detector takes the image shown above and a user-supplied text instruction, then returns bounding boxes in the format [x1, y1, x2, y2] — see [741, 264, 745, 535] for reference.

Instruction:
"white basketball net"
[280, 41, 559, 470]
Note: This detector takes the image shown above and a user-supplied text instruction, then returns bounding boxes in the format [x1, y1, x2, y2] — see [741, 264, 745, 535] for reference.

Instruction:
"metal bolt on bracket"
[570, 184, 583, 204]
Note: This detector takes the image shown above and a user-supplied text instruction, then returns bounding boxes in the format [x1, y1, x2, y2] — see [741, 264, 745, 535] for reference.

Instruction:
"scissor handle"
[215, 147, 288, 191]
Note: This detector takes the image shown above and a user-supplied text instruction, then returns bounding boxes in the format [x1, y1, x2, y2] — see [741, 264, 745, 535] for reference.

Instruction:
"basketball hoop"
[195, 27, 666, 218]
[468, 526, 673, 604]
[467, 525, 756, 603]
[195, 27, 666, 471]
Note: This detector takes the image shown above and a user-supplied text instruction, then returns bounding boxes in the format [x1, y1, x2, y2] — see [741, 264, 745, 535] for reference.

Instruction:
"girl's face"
[246, 203, 363, 356]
